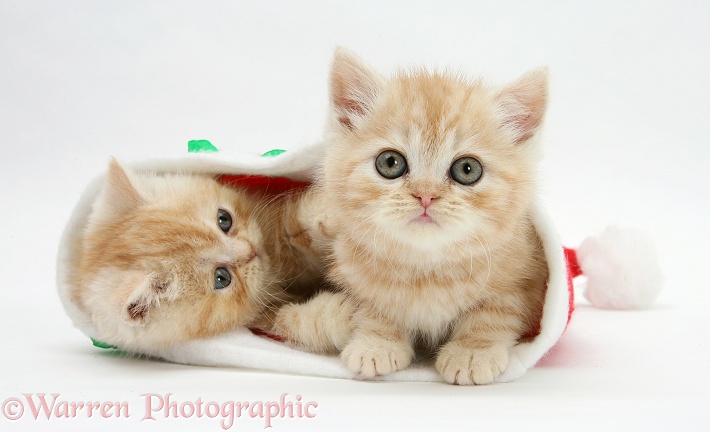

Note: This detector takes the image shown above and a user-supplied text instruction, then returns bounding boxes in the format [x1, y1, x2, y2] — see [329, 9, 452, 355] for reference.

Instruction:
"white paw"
[341, 337, 413, 377]
[435, 341, 509, 385]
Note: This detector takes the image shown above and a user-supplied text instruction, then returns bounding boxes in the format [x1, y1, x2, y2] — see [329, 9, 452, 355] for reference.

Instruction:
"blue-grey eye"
[217, 209, 232, 233]
[450, 157, 483, 185]
[375, 150, 407, 179]
[214, 267, 232, 289]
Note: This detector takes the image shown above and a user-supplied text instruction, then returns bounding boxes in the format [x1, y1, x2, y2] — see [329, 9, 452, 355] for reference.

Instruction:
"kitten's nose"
[246, 245, 258, 263]
[244, 244, 258, 263]
[234, 242, 258, 265]
[414, 194, 438, 209]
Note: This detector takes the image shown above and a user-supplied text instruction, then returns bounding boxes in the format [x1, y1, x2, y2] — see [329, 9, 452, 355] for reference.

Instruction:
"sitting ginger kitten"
[69, 159, 323, 354]
[274, 49, 549, 385]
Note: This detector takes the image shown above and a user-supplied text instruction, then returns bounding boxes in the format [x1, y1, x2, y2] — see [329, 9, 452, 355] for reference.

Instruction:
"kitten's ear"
[91, 158, 144, 223]
[120, 272, 166, 326]
[330, 47, 384, 130]
[496, 67, 549, 144]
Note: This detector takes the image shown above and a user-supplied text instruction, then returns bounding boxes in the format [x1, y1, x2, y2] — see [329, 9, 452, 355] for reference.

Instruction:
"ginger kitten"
[275, 49, 549, 385]
[69, 159, 322, 353]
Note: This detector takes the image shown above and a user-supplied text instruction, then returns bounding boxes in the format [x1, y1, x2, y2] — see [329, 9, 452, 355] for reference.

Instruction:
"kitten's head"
[321, 48, 548, 258]
[76, 160, 271, 351]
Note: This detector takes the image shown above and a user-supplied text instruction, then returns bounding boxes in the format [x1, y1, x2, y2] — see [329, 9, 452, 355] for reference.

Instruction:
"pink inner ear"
[508, 109, 542, 143]
[518, 110, 540, 133]
[127, 300, 150, 321]
[500, 87, 547, 144]
[498, 68, 548, 144]
[332, 79, 369, 129]
[333, 94, 362, 129]
[329, 49, 381, 130]
[119, 271, 158, 324]
[338, 115, 354, 129]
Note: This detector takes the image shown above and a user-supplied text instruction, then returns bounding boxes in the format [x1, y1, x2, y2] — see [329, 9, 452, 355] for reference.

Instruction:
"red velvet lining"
[563, 247, 580, 326]
[218, 174, 310, 195]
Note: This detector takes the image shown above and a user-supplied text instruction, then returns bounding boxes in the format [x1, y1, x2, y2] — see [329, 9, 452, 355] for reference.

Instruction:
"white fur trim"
[497, 203, 569, 382]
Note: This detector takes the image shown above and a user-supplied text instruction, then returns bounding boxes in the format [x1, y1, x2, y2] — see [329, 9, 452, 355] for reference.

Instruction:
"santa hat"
[56, 140, 663, 383]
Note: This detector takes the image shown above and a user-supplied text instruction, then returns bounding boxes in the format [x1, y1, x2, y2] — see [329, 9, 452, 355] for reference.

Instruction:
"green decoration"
[188, 140, 219, 153]
[91, 338, 119, 350]
[261, 149, 287, 157]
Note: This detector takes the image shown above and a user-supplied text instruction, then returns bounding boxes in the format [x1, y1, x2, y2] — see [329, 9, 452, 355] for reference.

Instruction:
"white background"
[1, 1, 709, 430]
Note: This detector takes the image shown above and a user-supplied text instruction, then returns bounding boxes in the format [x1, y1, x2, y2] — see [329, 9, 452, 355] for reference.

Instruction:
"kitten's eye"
[214, 267, 232, 289]
[375, 150, 408, 179]
[217, 209, 232, 233]
[450, 157, 483, 185]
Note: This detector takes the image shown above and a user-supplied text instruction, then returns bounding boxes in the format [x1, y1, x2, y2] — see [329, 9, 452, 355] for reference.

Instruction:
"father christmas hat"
[56, 140, 662, 383]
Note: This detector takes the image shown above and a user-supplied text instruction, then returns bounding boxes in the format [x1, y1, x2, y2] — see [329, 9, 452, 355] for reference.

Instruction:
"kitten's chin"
[397, 221, 456, 251]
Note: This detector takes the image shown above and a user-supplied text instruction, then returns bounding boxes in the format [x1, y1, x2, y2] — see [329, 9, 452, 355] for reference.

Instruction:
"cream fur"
[277, 48, 551, 385]
[69, 159, 323, 353]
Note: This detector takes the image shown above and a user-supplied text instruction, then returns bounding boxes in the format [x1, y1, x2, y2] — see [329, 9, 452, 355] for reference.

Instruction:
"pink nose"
[415, 195, 437, 209]
[236, 243, 258, 265]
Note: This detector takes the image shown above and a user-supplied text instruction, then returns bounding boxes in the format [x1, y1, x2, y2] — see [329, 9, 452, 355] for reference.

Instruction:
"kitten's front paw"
[271, 303, 304, 343]
[272, 292, 355, 354]
[341, 337, 413, 378]
[435, 341, 509, 385]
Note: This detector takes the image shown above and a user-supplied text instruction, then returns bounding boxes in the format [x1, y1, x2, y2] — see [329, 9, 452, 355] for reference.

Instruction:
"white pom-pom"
[577, 226, 663, 309]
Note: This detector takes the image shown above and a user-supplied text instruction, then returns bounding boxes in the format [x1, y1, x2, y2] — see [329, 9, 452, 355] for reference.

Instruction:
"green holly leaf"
[91, 338, 119, 350]
[261, 149, 286, 157]
[188, 140, 219, 153]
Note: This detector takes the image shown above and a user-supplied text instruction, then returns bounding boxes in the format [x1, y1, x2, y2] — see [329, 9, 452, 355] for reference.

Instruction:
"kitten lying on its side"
[68, 159, 324, 353]
[274, 49, 549, 385]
